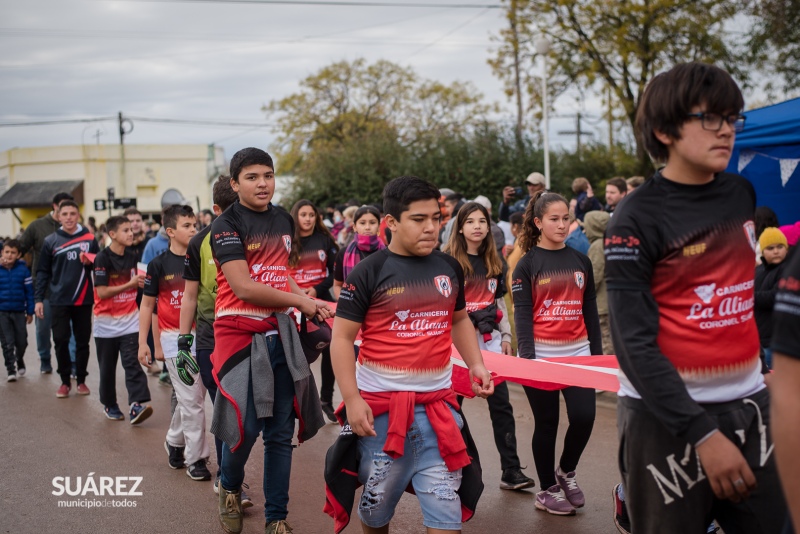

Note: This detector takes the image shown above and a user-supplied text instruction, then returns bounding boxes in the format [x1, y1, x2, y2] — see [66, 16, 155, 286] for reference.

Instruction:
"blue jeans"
[764, 347, 773, 370]
[357, 404, 464, 531]
[220, 334, 296, 522]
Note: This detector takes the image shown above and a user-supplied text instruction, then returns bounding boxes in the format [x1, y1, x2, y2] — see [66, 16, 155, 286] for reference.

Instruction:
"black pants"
[95, 333, 150, 407]
[0, 311, 27, 374]
[197, 348, 222, 472]
[51, 305, 92, 386]
[319, 346, 335, 405]
[618, 390, 787, 534]
[459, 381, 522, 471]
[524, 385, 596, 489]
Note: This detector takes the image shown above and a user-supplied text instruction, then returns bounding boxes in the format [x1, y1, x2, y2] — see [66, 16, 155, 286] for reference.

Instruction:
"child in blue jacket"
[0, 239, 34, 381]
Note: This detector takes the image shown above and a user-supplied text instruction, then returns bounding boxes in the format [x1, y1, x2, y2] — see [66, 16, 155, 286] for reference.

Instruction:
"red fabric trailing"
[361, 389, 470, 471]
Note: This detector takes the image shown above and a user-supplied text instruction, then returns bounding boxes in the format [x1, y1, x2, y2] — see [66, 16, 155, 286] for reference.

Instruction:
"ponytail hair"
[518, 191, 569, 253]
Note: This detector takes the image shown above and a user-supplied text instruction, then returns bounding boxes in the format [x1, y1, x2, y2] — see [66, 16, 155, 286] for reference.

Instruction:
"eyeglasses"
[686, 112, 746, 133]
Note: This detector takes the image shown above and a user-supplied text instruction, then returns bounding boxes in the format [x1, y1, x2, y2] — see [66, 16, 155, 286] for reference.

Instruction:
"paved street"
[1, 322, 622, 534]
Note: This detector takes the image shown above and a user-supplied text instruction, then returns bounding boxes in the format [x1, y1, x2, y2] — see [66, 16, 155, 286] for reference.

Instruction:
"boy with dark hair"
[178, 175, 246, 500]
[123, 207, 150, 261]
[331, 175, 493, 534]
[35, 200, 98, 397]
[211, 148, 329, 534]
[16, 191, 74, 374]
[93, 215, 152, 423]
[137, 205, 211, 481]
[605, 62, 786, 532]
[0, 239, 34, 381]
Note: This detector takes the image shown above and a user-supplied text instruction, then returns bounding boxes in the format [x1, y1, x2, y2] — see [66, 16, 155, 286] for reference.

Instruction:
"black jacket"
[755, 258, 787, 346]
[35, 225, 99, 306]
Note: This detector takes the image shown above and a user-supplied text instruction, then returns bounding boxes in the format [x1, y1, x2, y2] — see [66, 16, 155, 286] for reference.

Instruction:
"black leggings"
[523, 386, 596, 489]
[319, 346, 335, 405]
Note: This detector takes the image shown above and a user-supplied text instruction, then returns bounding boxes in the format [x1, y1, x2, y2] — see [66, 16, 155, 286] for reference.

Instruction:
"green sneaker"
[265, 520, 293, 534]
[218, 486, 243, 534]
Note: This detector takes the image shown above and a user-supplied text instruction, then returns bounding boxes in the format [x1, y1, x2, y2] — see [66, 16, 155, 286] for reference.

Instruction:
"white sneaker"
[17, 368, 26, 377]
[7, 373, 17, 382]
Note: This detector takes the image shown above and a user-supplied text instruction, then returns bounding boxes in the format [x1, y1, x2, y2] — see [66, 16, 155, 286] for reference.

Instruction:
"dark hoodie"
[754, 255, 788, 346]
[35, 225, 99, 306]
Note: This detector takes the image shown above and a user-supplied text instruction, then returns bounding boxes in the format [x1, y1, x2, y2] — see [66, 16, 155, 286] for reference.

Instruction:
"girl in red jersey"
[511, 191, 602, 516]
[332, 205, 385, 300]
[288, 199, 339, 421]
[444, 201, 535, 491]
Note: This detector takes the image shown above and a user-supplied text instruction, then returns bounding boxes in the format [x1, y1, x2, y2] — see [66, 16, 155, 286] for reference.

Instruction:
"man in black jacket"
[34, 200, 99, 398]
[15, 192, 73, 373]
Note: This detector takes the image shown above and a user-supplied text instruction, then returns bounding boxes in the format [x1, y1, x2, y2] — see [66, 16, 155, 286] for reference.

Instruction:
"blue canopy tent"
[727, 97, 800, 225]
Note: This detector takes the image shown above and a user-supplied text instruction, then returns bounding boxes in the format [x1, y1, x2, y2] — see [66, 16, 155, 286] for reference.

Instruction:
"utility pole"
[606, 86, 614, 152]
[510, 0, 524, 148]
[117, 112, 134, 211]
[558, 112, 594, 157]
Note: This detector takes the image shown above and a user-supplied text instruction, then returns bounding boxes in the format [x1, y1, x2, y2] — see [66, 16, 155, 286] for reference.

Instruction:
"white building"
[0, 143, 226, 236]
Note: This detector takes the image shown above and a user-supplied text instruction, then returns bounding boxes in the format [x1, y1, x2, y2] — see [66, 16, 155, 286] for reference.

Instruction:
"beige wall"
[0, 144, 226, 236]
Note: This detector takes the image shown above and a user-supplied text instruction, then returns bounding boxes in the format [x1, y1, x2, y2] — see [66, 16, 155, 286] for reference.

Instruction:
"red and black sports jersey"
[511, 246, 601, 359]
[773, 250, 800, 360]
[463, 254, 506, 313]
[288, 232, 337, 294]
[143, 250, 187, 333]
[93, 247, 138, 337]
[210, 202, 295, 319]
[336, 249, 465, 393]
[605, 171, 763, 444]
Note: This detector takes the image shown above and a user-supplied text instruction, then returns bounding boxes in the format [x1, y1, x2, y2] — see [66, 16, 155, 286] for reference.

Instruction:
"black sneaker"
[187, 459, 212, 481]
[320, 402, 337, 423]
[500, 467, 536, 490]
[164, 441, 185, 469]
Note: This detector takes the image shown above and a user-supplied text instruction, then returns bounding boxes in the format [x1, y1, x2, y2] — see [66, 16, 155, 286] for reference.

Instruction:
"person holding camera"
[499, 172, 546, 222]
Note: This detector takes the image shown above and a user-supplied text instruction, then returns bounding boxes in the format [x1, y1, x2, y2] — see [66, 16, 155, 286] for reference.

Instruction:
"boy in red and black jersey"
[93, 216, 151, 424]
[330, 176, 493, 533]
[605, 63, 786, 532]
[210, 148, 331, 534]
[138, 205, 212, 482]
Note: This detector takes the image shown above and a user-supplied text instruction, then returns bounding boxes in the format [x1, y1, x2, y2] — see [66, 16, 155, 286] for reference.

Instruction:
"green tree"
[745, 0, 800, 94]
[490, 0, 748, 172]
[264, 58, 494, 175]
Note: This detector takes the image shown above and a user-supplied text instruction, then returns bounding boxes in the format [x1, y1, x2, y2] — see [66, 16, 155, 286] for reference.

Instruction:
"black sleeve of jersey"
[313, 235, 337, 296]
[143, 257, 161, 298]
[90, 237, 100, 254]
[335, 254, 380, 323]
[605, 200, 717, 445]
[581, 255, 603, 355]
[93, 249, 111, 287]
[511, 251, 536, 359]
[210, 213, 246, 266]
[438, 252, 466, 312]
[183, 231, 202, 282]
[772, 250, 800, 360]
[333, 248, 345, 283]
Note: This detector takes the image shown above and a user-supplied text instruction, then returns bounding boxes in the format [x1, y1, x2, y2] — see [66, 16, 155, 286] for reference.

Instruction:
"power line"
[103, 0, 502, 7]
[0, 116, 269, 128]
[0, 117, 115, 127]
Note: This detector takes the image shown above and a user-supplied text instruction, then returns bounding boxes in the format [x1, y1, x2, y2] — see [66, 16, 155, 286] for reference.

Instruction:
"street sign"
[94, 199, 106, 211]
[113, 198, 137, 209]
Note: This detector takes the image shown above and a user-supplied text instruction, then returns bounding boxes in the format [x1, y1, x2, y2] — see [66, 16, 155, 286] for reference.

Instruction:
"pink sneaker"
[76, 383, 90, 396]
[535, 485, 576, 515]
[56, 384, 70, 398]
[556, 467, 585, 508]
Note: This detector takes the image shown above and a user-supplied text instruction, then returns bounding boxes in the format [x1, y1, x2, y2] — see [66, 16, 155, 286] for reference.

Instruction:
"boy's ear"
[212, 204, 222, 216]
[385, 213, 399, 232]
[165, 227, 176, 239]
[653, 128, 674, 147]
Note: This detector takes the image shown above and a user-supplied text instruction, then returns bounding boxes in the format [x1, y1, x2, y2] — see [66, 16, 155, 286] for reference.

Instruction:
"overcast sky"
[1, 0, 621, 165]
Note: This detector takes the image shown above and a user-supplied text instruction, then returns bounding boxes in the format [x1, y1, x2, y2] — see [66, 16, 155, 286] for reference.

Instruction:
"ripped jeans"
[357, 404, 464, 531]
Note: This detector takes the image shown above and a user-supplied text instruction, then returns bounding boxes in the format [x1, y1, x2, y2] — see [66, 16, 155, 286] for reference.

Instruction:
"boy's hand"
[470, 364, 494, 398]
[344, 395, 376, 437]
[695, 431, 757, 502]
[175, 334, 199, 386]
[26, 315, 33, 325]
[501, 341, 513, 355]
[129, 275, 143, 289]
[154, 347, 165, 362]
[138, 345, 152, 366]
[34, 302, 44, 319]
[314, 300, 333, 321]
